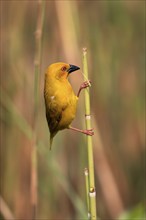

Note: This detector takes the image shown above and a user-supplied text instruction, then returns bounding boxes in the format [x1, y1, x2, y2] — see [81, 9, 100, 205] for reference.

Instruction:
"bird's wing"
[45, 98, 68, 134]
[46, 108, 61, 133]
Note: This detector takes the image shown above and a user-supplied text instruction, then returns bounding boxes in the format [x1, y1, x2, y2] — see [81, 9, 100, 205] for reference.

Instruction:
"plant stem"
[0, 196, 15, 220]
[31, 1, 45, 219]
[84, 168, 90, 217]
[83, 48, 97, 220]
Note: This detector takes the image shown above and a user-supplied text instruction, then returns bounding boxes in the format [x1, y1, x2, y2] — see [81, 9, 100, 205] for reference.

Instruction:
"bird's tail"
[49, 132, 56, 150]
[50, 134, 54, 150]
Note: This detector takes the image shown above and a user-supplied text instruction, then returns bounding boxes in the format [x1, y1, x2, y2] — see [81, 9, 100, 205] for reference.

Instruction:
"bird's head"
[46, 62, 80, 80]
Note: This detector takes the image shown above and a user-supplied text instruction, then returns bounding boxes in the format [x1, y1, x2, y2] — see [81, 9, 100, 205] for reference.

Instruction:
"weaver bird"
[44, 62, 94, 150]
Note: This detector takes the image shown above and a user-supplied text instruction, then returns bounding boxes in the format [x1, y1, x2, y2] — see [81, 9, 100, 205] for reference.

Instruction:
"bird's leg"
[69, 126, 94, 136]
[77, 80, 91, 97]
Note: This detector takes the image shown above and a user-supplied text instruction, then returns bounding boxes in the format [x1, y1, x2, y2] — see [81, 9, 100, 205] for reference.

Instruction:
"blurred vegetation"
[118, 203, 145, 220]
[0, 1, 145, 220]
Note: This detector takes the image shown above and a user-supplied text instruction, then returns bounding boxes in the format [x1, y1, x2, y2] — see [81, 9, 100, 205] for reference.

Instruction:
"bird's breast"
[44, 78, 78, 129]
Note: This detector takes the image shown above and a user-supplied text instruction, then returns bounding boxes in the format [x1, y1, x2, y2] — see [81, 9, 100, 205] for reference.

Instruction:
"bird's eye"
[61, 66, 67, 71]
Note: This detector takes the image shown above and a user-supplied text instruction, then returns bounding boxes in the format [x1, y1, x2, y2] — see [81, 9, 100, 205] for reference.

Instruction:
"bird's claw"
[80, 80, 91, 89]
[77, 80, 91, 97]
[83, 128, 94, 136]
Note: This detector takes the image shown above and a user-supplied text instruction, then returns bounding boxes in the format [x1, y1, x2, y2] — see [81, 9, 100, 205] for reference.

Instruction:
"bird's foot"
[77, 80, 91, 97]
[69, 126, 94, 136]
[82, 128, 94, 136]
[80, 80, 91, 89]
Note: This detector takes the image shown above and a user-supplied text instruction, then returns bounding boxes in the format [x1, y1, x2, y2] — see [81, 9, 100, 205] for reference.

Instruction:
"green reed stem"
[31, 1, 45, 219]
[84, 168, 90, 217]
[83, 48, 97, 220]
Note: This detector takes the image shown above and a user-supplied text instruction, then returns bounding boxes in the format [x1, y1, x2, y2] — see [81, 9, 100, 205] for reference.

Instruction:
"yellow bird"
[44, 62, 93, 149]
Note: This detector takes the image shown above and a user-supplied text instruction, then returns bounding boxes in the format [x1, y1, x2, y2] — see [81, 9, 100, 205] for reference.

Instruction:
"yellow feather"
[44, 62, 80, 149]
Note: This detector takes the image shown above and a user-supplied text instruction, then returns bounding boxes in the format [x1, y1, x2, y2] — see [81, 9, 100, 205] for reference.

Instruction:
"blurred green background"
[1, 1, 145, 220]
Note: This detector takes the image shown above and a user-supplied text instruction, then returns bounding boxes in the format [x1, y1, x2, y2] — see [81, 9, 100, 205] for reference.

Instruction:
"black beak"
[68, 64, 80, 74]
